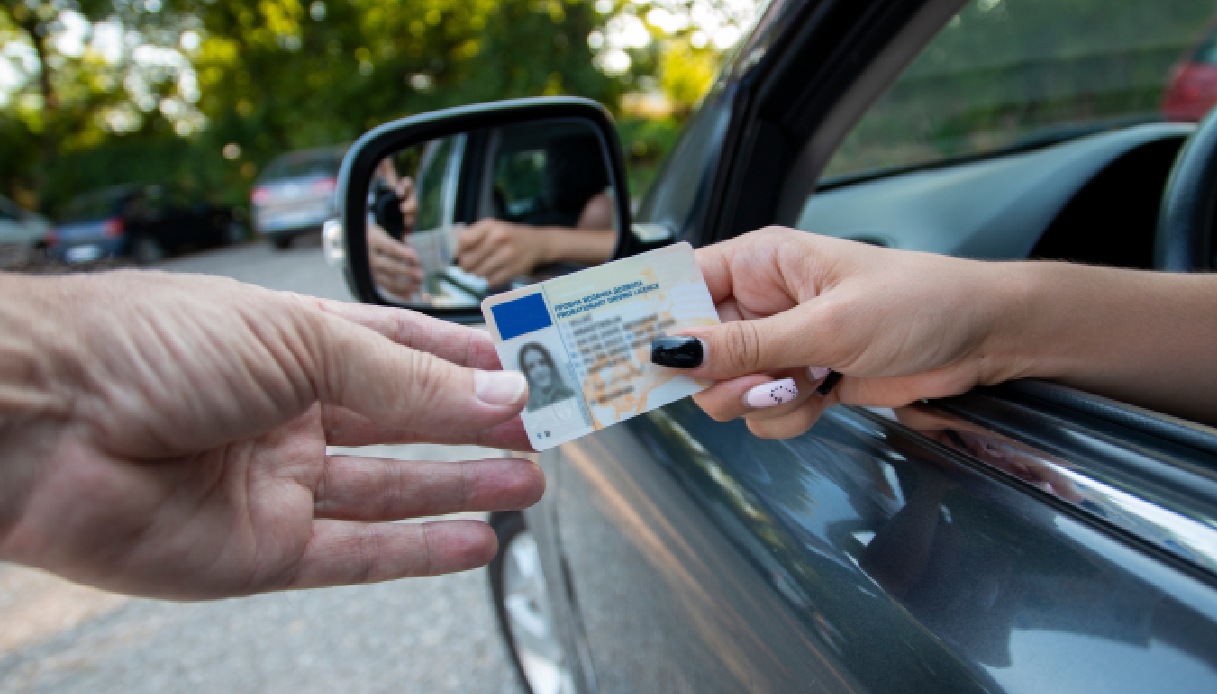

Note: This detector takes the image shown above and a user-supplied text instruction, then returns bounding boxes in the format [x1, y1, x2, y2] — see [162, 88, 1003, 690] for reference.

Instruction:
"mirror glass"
[363, 117, 618, 308]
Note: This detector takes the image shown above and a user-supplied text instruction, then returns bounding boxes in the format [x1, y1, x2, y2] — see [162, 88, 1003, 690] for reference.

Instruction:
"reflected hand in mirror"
[363, 118, 618, 309]
[369, 222, 424, 299]
[455, 191, 615, 287]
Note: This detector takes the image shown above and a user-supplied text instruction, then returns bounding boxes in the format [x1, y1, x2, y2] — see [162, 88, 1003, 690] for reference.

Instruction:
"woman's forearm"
[988, 262, 1217, 423]
[538, 228, 616, 267]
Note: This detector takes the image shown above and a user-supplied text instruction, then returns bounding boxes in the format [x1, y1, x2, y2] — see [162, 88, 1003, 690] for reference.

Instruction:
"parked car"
[48, 184, 241, 266]
[340, 0, 1217, 692]
[1164, 23, 1217, 122]
[0, 194, 50, 269]
[251, 146, 345, 249]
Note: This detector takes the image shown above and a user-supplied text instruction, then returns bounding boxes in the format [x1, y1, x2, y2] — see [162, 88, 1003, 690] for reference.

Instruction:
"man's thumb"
[309, 310, 529, 436]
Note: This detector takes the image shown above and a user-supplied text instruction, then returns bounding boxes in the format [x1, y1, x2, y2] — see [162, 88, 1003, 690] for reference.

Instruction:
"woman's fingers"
[371, 255, 423, 292]
[473, 250, 515, 287]
[285, 519, 498, 589]
[746, 394, 836, 439]
[692, 368, 836, 439]
[678, 301, 839, 380]
[456, 222, 495, 272]
[695, 367, 832, 421]
[314, 455, 544, 521]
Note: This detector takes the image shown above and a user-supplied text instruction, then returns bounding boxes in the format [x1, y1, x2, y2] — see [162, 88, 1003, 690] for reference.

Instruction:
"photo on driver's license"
[362, 117, 619, 310]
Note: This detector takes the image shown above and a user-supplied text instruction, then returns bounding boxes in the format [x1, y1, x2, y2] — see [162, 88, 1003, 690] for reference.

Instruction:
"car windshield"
[260, 151, 344, 180]
[824, 0, 1217, 181]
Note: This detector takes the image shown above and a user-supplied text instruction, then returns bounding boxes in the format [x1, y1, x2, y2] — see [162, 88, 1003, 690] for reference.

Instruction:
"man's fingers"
[322, 405, 530, 449]
[304, 308, 528, 444]
[286, 519, 496, 589]
[314, 455, 544, 521]
[309, 298, 502, 371]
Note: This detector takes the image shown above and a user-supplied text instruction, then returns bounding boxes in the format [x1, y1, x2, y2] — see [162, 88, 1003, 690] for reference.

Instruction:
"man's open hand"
[0, 271, 540, 600]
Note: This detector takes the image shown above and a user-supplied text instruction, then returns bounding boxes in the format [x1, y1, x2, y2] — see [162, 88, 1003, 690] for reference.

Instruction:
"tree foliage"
[0, 0, 747, 212]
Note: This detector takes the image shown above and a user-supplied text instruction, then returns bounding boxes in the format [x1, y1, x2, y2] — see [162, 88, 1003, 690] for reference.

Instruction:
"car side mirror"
[337, 97, 636, 323]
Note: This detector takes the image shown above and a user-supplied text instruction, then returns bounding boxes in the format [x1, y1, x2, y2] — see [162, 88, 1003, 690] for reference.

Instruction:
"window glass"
[260, 149, 345, 180]
[60, 188, 129, 221]
[0, 197, 23, 221]
[824, 0, 1217, 181]
[413, 135, 463, 232]
[495, 148, 548, 217]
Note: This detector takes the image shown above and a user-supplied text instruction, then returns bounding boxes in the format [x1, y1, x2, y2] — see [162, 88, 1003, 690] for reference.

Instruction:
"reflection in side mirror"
[338, 98, 632, 322]
[367, 120, 616, 308]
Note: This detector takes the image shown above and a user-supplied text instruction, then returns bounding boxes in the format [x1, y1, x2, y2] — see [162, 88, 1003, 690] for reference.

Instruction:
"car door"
[552, 0, 1217, 692]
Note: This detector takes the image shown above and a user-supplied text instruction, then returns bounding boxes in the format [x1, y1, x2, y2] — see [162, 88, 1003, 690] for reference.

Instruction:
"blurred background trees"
[0, 0, 754, 214]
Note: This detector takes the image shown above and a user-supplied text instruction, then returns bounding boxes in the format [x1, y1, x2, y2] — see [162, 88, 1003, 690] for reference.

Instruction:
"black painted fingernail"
[651, 336, 704, 368]
[815, 370, 842, 396]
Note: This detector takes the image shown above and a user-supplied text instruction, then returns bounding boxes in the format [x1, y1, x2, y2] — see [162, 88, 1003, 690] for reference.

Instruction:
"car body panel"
[0, 196, 50, 268]
[552, 397, 1217, 693]
[50, 185, 233, 264]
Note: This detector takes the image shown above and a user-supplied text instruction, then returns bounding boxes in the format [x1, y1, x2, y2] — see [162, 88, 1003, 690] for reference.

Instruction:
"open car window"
[821, 0, 1217, 184]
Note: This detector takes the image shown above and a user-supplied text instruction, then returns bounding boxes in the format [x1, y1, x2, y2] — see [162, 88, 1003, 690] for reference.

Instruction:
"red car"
[1163, 28, 1217, 121]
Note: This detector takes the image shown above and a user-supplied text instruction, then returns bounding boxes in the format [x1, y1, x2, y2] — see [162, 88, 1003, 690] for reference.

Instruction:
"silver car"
[251, 145, 346, 249]
[0, 195, 50, 269]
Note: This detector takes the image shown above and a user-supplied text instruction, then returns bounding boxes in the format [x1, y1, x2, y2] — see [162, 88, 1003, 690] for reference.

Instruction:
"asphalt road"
[0, 238, 525, 694]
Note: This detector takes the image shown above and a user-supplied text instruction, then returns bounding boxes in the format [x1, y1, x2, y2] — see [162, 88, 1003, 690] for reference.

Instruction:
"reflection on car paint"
[884, 401, 1217, 578]
[556, 399, 1217, 692]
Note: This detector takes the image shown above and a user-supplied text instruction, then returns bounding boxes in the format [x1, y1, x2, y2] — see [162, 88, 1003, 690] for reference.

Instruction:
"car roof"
[258, 145, 350, 181]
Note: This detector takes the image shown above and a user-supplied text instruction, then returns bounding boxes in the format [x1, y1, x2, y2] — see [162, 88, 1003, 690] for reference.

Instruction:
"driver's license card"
[481, 242, 719, 451]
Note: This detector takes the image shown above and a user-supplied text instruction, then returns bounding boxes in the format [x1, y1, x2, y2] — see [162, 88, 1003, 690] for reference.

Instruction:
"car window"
[1192, 25, 1217, 64]
[494, 147, 548, 218]
[261, 150, 344, 180]
[60, 189, 127, 221]
[635, 94, 731, 240]
[822, 0, 1217, 182]
[412, 135, 465, 232]
[0, 196, 24, 222]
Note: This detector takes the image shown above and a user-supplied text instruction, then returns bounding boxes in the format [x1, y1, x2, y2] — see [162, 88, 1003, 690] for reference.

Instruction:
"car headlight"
[322, 218, 344, 266]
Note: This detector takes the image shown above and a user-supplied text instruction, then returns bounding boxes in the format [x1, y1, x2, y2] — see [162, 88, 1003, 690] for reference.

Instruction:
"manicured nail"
[651, 336, 704, 368]
[815, 371, 842, 396]
[807, 366, 830, 381]
[744, 378, 798, 408]
[475, 370, 528, 406]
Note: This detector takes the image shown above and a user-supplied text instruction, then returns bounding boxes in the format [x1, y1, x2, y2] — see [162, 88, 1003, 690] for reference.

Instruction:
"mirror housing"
[338, 97, 634, 323]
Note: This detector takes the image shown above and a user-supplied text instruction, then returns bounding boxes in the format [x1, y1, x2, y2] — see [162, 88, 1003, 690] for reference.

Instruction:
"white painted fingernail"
[807, 366, 830, 381]
[743, 378, 798, 408]
[475, 370, 528, 406]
